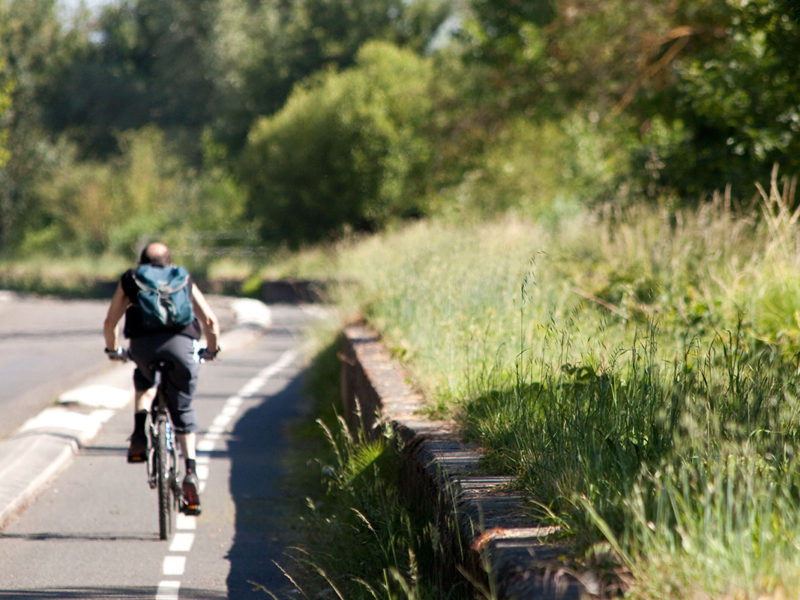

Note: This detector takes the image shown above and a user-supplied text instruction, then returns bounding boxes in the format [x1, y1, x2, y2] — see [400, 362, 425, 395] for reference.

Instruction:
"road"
[0, 292, 113, 440]
[0, 297, 324, 599]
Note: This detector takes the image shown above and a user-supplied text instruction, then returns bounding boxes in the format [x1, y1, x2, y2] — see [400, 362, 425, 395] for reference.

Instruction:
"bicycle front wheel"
[156, 417, 172, 540]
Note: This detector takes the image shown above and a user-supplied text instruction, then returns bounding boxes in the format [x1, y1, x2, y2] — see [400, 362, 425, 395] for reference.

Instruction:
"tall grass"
[326, 170, 800, 596]
[268, 335, 469, 600]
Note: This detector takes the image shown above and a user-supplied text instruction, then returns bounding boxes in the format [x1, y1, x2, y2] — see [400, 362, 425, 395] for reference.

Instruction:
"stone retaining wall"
[340, 322, 599, 599]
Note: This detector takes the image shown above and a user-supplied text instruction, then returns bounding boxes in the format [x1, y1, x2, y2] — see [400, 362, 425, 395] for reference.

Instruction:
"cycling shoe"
[181, 471, 202, 515]
[127, 431, 147, 463]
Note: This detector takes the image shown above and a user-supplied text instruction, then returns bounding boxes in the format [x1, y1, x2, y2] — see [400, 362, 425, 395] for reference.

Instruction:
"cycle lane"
[0, 303, 319, 598]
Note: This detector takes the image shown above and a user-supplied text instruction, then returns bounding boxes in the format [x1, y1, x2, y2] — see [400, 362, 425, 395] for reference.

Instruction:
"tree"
[0, 36, 13, 171]
[42, 0, 223, 159]
[649, 0, 800, 196]
[223, 0, 453, 150]
[0, 0, 71, 252]
[460, 0, 800, 201]
[241, 42, 435, 247]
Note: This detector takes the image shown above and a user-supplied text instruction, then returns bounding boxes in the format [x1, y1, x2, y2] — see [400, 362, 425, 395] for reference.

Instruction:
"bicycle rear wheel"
[156, 416, 172, 540]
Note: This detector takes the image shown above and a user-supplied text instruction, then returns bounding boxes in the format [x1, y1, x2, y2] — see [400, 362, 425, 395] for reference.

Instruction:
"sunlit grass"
[321, 173, 800, 597]
[0, 253, 128, 297]
[268, 334, 462, 600]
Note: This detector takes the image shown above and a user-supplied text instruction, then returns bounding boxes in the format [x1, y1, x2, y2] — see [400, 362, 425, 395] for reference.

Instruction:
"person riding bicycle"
[102, 242, 221, 514]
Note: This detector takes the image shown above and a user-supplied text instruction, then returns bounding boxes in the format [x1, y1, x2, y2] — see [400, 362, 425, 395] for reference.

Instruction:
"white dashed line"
[162, 556, 186, 576]
[196, 439, 216, 452]
[155, 580, 180, 600]
[176, 513, 197, 530]
[155, 348, 298, 600]
[169, 532, 195, 553]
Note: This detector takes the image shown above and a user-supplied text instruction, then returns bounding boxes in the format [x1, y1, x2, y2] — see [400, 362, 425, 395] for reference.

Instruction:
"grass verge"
[317, 175, 800, 597]
[259, 329, 472, 600]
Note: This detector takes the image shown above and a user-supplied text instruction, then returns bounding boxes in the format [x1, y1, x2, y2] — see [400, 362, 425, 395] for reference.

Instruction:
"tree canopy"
[0, 0, 798, 254]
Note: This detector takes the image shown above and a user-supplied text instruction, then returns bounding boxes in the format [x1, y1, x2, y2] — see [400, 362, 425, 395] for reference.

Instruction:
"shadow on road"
[225, 367, 313, 598]
[0, 531, 157, 543]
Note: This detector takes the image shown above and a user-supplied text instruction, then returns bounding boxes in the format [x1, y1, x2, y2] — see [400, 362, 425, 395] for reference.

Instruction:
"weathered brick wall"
[340, 322, 596, 599]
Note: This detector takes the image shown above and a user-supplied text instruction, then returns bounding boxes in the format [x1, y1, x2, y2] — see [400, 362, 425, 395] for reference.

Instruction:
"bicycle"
[147, 358, 186, 540]
[109, 348, 213, 540]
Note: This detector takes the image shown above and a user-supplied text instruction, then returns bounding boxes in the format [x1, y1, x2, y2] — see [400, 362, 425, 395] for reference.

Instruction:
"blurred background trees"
[0, 0, 797, 257]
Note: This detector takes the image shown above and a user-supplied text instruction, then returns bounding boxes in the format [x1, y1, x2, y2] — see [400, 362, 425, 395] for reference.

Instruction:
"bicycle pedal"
[182, 504, 202, 516]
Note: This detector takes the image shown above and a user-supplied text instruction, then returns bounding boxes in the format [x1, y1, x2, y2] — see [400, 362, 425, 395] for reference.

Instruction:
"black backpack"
[132, 264, 195, 331]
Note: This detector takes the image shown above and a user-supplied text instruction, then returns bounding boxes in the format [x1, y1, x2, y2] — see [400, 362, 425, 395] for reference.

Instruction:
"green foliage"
[272, 334, 451, 599]
[235, 0, 452, 143]
[0, 0, 80, 252]
[285, 418, 447, 600]
[459, 0, 800, 201]
[607, 453, 800, 599]
[648, 0, 800, 196]
[325, 176, 800, 595]
[241, 41, 435, 247]
[0, 45, 12, 170]
[4, 0, 800, 254]
[43, 0, 224, 159]
[24, 126, 247, 257]
[434, 113, 635, 222]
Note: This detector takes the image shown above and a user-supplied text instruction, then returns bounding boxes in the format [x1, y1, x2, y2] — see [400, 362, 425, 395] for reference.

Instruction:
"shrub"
[240, 41, 434, 247]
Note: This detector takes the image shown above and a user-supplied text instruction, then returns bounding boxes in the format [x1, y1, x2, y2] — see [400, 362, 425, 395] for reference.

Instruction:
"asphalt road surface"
[0, 292, 240, 441]
[0, 292, 112, 440]
[0, 299, 323, 599]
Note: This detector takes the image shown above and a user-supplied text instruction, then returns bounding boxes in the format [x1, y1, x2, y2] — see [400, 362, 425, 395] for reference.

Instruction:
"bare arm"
[103, 282, 130, 351]
[192, 285, 220, 355]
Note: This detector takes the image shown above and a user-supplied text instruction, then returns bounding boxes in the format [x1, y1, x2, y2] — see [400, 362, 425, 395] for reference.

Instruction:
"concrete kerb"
[340, 322, 595, 599]
[0, 297, 272, 531]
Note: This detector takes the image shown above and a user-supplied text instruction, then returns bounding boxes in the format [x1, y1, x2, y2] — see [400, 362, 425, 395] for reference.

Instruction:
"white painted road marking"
[155, 348, 298, 600]
[169, 532, 195, 553]
[162, 555, 186, 576]
[155, 580, 180, 600]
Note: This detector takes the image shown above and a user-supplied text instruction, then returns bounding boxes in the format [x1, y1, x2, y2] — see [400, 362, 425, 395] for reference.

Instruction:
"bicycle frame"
[145, 364, 184, 540]
[116, 348, 208, 539]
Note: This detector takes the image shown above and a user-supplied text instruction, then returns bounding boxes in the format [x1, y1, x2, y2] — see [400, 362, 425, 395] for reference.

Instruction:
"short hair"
[139, 243, 172, 267]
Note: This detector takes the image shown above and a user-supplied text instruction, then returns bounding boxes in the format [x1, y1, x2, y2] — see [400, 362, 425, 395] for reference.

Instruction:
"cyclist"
[102, 242, 220, 514]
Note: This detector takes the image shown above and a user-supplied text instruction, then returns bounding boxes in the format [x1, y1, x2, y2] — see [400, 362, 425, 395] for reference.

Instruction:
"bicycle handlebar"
[198, 347, 219, 361]
[105, 347, 130, 361]
[104, 347, 219, 362]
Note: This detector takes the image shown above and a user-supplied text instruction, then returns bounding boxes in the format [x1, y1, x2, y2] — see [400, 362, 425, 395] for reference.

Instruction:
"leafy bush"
[26, 126, 247, 258]
[240, 41, 435, 247]
[433, 113, 635, 223]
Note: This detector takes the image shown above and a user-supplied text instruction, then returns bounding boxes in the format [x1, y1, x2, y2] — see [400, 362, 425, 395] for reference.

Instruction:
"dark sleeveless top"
[120, 269, 202, 339]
